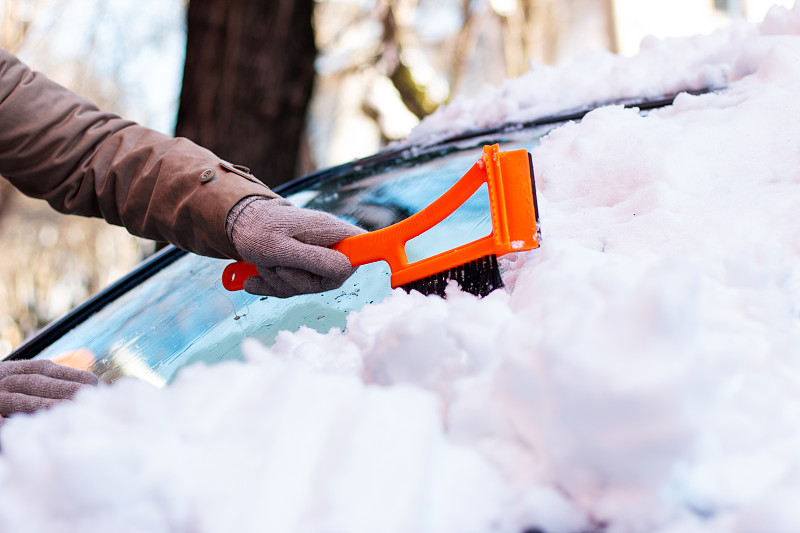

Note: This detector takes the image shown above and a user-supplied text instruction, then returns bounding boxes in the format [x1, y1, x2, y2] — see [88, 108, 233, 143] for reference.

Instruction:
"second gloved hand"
[0, 360, 99, 428]
[227, 197, 365, 298]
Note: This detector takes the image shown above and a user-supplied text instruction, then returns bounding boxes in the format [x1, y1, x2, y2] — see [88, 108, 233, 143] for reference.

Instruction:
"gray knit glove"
[227, 196, 365, 298]
[0, 360, 99, 427]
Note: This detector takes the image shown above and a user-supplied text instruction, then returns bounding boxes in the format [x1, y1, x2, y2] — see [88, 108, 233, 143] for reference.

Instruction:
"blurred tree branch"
[448, 0, 476, 103]
[377, 1, 437, 119]
[1, 0, 38, 52]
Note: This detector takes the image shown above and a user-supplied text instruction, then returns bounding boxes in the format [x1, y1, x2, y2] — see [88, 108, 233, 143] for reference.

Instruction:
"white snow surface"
[3, 4, 800, 532]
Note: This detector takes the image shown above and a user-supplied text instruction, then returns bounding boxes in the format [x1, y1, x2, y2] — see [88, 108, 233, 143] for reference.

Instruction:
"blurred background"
[0, 0, 791, 356]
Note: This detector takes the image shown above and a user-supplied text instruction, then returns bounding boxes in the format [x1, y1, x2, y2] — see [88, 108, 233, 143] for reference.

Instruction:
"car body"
[5, 93, 698, 386]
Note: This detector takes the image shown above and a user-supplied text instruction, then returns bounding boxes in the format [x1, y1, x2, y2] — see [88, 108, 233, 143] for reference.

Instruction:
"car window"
[30, 126, 557, 385]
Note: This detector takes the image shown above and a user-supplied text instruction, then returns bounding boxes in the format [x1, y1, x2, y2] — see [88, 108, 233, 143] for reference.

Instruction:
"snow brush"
[221, 144, 540, 297]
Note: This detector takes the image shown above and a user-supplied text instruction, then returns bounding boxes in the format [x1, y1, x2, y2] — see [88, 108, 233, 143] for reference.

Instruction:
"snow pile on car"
[2, 4, 800, 533]
[406, 2, 800, 146]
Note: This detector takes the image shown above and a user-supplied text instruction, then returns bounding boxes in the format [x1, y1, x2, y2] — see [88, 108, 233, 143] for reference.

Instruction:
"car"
[5, 6, 800, 529]
[4, 92, 696, 387]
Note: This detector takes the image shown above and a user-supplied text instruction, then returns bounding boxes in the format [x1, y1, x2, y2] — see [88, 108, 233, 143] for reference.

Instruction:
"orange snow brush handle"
[221, 144, 539, 291]
[221, 262, 259, 291]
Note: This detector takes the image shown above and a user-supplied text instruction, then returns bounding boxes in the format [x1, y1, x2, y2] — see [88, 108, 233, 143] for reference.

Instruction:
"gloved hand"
[227, 196, 365, 298]
[0, 360, 99, 427]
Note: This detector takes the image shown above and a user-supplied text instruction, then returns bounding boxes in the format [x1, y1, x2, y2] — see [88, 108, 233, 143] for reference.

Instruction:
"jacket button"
[199, 168, 216, 183]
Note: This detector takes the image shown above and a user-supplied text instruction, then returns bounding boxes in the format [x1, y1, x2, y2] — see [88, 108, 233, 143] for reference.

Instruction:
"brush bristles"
[401, 254, 504, 298]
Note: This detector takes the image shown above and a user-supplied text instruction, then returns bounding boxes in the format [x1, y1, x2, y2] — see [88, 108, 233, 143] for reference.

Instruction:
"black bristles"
[401, 254, 504, 298]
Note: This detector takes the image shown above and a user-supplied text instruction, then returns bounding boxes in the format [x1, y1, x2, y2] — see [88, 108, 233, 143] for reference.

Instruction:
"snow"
[2, 3, 800, 532]
[404, 3, 798, 146]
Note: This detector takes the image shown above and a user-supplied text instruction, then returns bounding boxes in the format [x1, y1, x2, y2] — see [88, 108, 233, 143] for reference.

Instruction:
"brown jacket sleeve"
[0, 48, 278, 259]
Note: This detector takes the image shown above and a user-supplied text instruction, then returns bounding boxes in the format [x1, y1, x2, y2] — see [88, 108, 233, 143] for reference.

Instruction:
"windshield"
[28, 126, 556, 385]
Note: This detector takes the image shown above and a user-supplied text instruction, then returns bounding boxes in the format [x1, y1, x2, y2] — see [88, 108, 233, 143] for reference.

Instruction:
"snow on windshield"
[2, 4, 800, 533]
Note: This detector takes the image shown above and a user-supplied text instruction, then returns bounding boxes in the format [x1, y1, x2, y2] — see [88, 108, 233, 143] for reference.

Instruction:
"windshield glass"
[31, 126, 556, 385]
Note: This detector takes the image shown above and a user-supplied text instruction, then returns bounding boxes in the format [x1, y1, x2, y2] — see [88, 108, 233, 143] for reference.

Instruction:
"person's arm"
[0, 48, 364, 299]
[0, 47, 277, 259]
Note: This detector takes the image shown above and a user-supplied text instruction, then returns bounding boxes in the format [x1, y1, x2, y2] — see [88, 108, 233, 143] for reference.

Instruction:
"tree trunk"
[176, 0, 317, 189]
